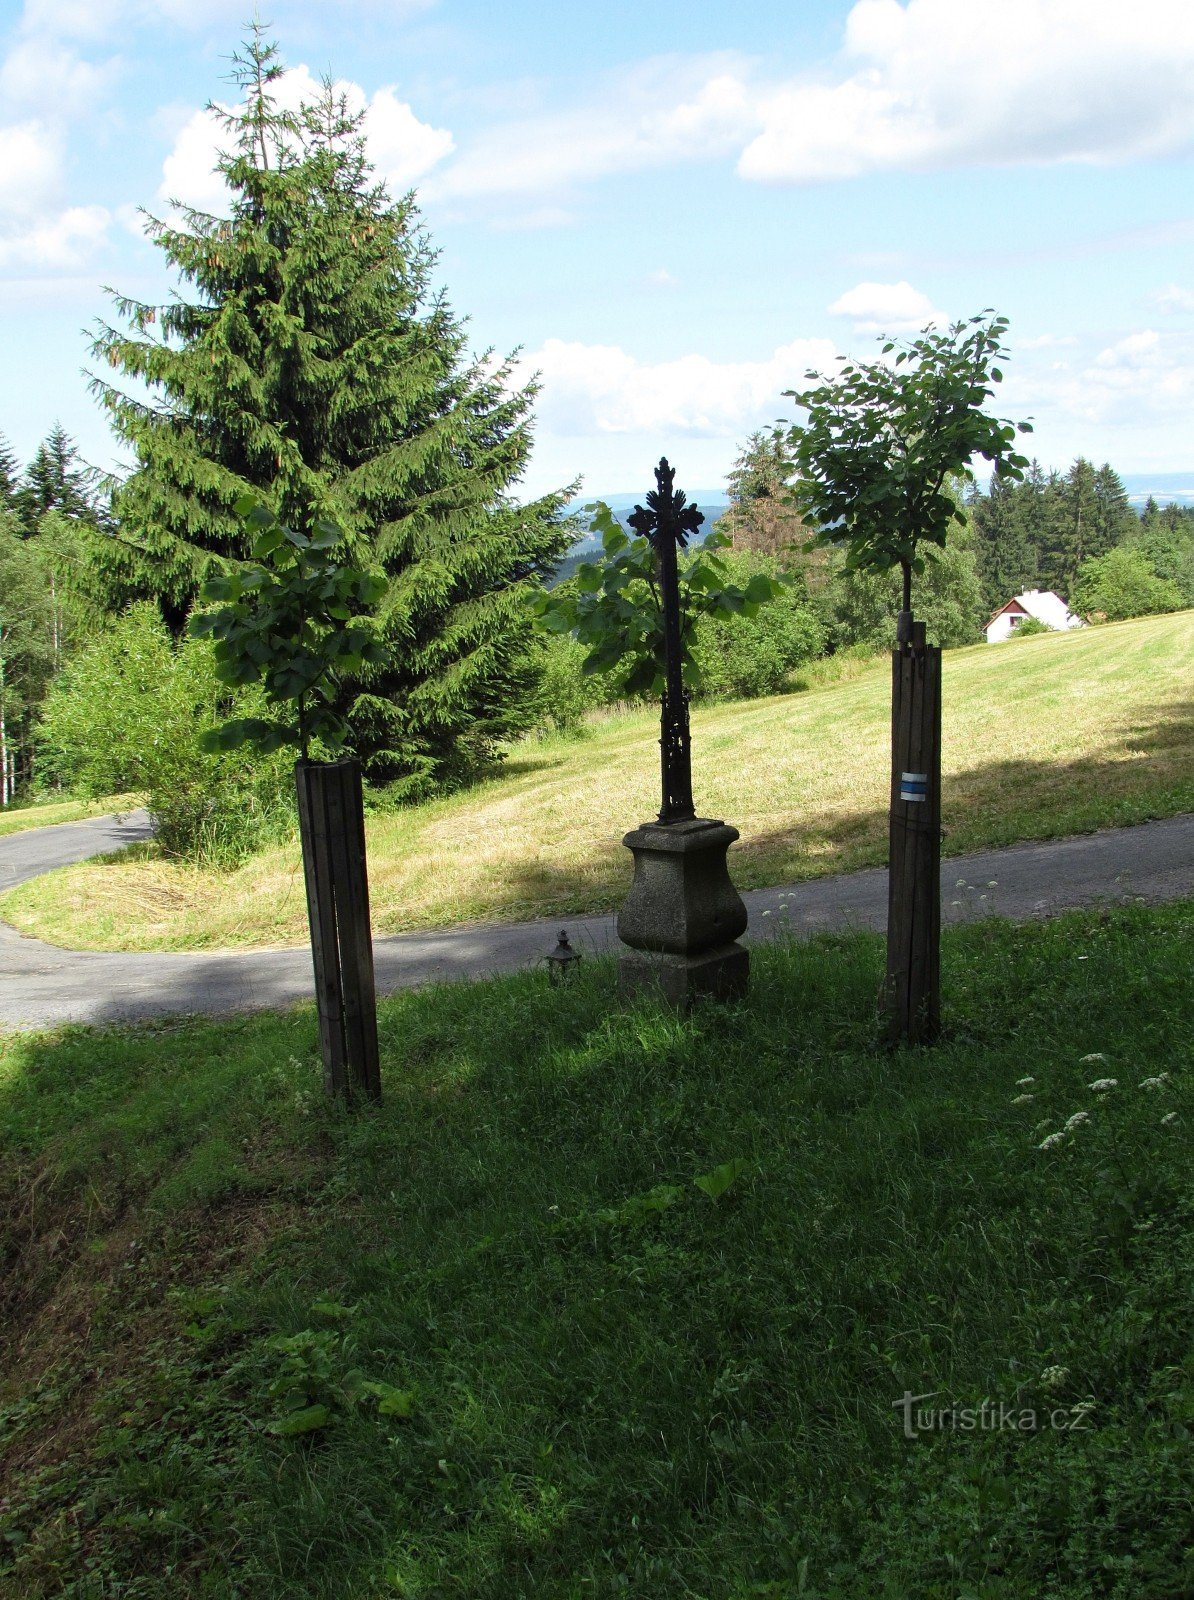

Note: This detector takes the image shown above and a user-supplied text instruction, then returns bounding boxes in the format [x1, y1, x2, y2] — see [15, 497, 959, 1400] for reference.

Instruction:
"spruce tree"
[0, 433, 19, 514]
[723, 430, 818, 571]
[970, 468, 1038, 610]
[91, 31, 572, 793]
[13, 424, 101, 534]
[1092, 462, 1136, 552]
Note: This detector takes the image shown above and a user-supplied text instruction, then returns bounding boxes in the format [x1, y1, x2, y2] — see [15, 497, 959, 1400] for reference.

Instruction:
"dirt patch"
[0, 1154, 313, 1518]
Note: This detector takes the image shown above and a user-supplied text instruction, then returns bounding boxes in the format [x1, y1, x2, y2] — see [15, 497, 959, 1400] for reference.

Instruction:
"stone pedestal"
[617, 818, 749, 1006]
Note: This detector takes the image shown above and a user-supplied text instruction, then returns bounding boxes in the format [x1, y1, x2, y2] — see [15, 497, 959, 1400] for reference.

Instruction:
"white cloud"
[364, 90, 455, 189]
[1155, 284, 1194, 314]
[20, 0, 436, 39]
[0, 121, 62, 219]
[1003, 326, 1194, 445]
[0, 115, 109, 270]
[828, 279, 946, 332]
[1016, 332, 1079, 350]
[522, 335, 838, 440]
[738, 0, 1194, 184]
[488, 206, 575, 232]
[646, 268, 679, 288]
[0, 203, 110, 268]
[158, 105, 231, 214]
[157, 66, 454, 212]
[428, 58, 753, 201]
[0, 34, 110, 114]
[427, 1, 1194, 213]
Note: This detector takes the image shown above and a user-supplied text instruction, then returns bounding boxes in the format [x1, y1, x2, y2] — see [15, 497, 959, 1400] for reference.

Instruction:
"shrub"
[829, 532, 985, 651]
[37, 605, 292, 861]
[690, 554, 825, 701]
[1072, 546, 1184, 623]
[526, 634, 613, 735]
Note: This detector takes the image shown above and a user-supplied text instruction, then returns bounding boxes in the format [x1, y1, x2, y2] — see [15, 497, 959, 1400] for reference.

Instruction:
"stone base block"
[618, 941, 750, 1009]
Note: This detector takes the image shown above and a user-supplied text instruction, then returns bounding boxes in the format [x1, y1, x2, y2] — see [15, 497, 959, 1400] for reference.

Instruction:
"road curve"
[1, 810, 1191, 1032]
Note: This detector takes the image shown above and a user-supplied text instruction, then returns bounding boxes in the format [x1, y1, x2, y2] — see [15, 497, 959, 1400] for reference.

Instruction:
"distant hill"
[1120, 473, 1194, 510]
[553, 493, 731, 584]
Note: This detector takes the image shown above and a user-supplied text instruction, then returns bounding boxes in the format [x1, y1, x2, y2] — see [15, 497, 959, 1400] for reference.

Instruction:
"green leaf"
[269, 1404, 332, 1436]
[359, 1382, 416, 1418]
[693, 1157, 751, 1201]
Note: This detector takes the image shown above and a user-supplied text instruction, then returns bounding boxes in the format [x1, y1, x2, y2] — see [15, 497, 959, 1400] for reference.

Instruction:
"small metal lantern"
[544, 929, 582, 984]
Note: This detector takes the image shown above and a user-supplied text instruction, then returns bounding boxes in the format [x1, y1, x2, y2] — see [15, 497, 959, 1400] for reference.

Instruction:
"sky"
[1, 0, 1192, 501]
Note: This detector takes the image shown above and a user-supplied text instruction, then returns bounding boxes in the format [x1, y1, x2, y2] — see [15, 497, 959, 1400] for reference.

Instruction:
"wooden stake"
[295, 758, 381, 1100]
[882, 626, 942, 1045]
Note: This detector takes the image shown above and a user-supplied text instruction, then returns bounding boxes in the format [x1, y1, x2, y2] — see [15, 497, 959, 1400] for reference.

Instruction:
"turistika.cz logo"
[893, 1391, 1096, 1440]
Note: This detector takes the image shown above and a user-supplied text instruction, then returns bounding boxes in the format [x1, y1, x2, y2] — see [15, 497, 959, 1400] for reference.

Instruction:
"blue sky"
[1, 0, 1192, 499]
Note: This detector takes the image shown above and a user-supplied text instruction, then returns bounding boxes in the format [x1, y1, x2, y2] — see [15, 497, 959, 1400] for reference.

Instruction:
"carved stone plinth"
[617, 818, 749, 1006]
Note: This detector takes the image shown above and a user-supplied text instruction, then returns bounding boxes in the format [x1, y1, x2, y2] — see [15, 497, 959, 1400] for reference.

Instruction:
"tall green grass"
[2, 903, 1191, 1597]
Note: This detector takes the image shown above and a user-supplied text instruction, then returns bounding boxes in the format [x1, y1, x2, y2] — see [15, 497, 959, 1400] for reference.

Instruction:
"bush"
[690, 553, 825, 702]
[1072, 546, 1184, 623]
[37, 605, 293, 861]
[829, 532, 985, 651]
[526, 634, 613, 735]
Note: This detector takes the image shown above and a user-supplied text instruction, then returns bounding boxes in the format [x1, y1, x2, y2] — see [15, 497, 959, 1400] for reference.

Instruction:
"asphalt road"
[0, 809, 1190, 1031]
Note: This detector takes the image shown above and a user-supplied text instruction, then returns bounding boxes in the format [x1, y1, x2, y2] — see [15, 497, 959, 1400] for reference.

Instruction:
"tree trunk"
[294, 758, 381, 1101]
[882, 620, 942, 1045]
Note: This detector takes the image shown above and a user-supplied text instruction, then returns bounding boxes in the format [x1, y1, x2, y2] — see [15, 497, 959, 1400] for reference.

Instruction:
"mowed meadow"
[4, 610, 1191, 952]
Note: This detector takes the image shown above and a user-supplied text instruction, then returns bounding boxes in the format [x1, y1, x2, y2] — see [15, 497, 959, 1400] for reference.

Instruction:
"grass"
[1, 902, 1191, 1598]
[0, 794, 137, 840]
[3, 611, 1193, 952]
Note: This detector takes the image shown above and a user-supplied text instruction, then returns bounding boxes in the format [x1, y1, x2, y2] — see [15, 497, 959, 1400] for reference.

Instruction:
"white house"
[985, 589, 1085, 643]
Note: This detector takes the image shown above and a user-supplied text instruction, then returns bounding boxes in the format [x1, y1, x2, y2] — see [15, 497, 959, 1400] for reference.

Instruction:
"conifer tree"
[13, 424, 101, 535]
[0, 433, 19, 514]
[1092, 462, 1136, 552]
[970, 468, 1039, 610]
[91, 31, 572, 792]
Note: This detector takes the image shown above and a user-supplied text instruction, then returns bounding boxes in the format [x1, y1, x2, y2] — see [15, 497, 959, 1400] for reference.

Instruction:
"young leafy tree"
[191, 498, 388, 760]
[91, 30, 572, 794]
[782, 312, 1032, 621]
[533, 504, 784, 700]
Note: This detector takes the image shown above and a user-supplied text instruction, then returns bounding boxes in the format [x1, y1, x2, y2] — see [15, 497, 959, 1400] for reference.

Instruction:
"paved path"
[0, 810, 1190, 1031]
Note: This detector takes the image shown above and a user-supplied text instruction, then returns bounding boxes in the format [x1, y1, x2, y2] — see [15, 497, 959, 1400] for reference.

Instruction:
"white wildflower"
[987, 880, 998, 888]
[1038, 1131, 1066, 1150]
[1079, 1052, 1108, 1064]
[1161, 1112, 1179, 1126]
[1017, 1077, 1035, 1086]
[1040, 1365, 1069, 1389]
[1139, 1074, 1170, 1091]
[1063, 1111, 1090, 1131]
[1011, 1094, 1034, 1106]
[1088, 1078, 1118, 1093]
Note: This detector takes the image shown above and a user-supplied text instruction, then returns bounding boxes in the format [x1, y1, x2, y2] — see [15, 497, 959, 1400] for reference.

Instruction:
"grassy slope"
[1, 905, 1191, 1598]
[0, 794, 137, 840]
[4, 611, 1192, 952]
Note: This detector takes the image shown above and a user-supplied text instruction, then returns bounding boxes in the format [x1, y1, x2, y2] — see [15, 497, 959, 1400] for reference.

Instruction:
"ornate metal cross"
[629, 458, 704, 824]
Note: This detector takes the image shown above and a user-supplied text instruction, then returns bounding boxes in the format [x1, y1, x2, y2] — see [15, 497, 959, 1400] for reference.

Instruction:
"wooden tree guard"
[294, 758, 381, 1100]
[883, 620, 942, 1045]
